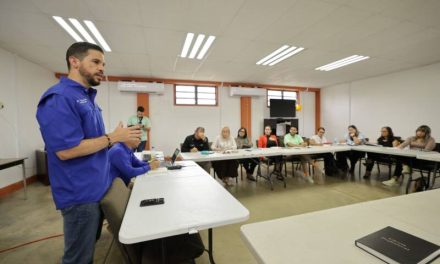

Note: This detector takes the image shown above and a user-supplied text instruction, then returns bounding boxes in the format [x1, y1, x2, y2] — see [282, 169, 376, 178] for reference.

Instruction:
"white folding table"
[180, 146, 351, 189]
[417, 152, 440, 189]
[179, 146, 352, 162]
[241, 189, 440, 264]
[119, 160, 250, 263]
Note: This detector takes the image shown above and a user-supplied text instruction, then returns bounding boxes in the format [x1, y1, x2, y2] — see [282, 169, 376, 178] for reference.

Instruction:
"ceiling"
[1, 0, 440, 88]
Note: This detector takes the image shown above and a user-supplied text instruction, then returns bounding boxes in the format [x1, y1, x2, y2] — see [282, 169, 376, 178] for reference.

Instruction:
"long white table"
[119, 160, 250, 263]
[180, 145, 438, 162]
[241, 189, 440, 264]
[180, 146, 352, 190]
[354, 145, 422, 157]
[417, 152, 440, 162]
[181, 145, 440, 191]
[417, 153, 440, 189]
[179, 145, 351, 162]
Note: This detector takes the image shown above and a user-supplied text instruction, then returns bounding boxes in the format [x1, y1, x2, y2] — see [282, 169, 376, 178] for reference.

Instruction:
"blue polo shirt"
[109, 143, 151, 185]
[36, 77, 110, 210]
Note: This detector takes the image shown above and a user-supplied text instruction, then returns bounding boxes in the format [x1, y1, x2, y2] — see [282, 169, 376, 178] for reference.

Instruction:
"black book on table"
[355, 226, 440, 264]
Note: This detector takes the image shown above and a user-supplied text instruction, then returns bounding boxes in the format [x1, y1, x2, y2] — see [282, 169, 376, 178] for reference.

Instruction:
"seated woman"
[336, 125, 367, 175]
[309, 127, 339, 176]
[382, 125, 436, 188]
[211, 127, 239, 187]
[363, 126, 400, 179]
[109, 137, 160, 186]
[258, 126, 283, 180]
[235, 127, 258, 181]
[284, 126, 317, 184]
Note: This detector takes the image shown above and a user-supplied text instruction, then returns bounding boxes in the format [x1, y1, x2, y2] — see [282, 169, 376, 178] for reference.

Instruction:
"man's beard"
[79, 65, 102, 86]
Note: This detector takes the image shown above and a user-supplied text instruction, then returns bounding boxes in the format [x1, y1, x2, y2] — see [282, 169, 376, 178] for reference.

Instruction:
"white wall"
[149, 84, 241, 155]
[95, 84, 317, 155]
[0, 47, 57, 188]
[321, 62, 440, 141]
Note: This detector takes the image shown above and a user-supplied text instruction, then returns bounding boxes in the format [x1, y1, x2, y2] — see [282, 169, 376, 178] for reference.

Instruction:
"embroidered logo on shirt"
[76, 98, 88, 104]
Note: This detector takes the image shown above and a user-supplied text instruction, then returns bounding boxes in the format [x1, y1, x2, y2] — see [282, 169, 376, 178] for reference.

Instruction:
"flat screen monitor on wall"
[270, 99, 296, 118]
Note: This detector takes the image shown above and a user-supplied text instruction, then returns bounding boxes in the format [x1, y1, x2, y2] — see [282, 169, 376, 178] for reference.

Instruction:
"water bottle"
[333, 138, 338, 145]
[151, 146, 156, 160]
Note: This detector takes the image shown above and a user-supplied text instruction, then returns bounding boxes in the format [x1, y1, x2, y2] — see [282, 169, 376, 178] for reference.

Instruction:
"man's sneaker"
[303, 175, 314, 184]
[382, 178, 399, 187]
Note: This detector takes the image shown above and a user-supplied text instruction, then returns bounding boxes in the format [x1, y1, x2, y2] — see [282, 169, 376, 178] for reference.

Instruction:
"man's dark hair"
[195, 127, 205, 133]
[137, 106, 145, 112]
[318, 127, 325, 132]
[66, 42, 104, 70]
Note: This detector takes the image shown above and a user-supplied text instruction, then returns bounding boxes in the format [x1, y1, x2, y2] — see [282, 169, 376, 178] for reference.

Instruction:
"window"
[175, 85, 217, 106]
[267, 89, 298, 106]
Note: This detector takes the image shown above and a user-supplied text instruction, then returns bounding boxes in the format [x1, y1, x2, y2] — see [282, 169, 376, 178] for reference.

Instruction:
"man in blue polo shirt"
[36, 42, 141, 264]
[109, 138, 160, 186]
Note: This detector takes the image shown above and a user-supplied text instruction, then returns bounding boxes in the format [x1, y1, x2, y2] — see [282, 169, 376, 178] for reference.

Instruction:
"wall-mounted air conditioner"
[229, 87, 265, 97]
[117, 81, 165, 94]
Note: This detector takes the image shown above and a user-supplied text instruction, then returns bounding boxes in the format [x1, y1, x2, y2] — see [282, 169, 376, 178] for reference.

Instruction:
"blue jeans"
[136, 141, 147, 152]
[61, 203, 101, 264]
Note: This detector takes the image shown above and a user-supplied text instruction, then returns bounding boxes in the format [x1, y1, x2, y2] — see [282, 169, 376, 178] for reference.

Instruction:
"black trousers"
[365, 153, 403, 177]
[336, 150, 365, 172]
[241, 158, 259, 174]
[313, 153, 338, 175]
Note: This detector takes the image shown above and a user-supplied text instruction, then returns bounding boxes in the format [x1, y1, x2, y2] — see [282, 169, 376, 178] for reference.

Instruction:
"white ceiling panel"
[0, 0, 438, 88]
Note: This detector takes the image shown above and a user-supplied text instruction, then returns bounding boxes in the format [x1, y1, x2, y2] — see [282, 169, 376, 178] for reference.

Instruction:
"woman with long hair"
[363, 126, 400, 179]
[235, 127, 258, 181]
[211, 127, 239, 187]
[383, 125, 436, 188]
[336, 125, 367, 175]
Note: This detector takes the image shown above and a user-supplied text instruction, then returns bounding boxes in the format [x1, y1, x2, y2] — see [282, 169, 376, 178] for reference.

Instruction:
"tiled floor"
[0, 164, 415, 264]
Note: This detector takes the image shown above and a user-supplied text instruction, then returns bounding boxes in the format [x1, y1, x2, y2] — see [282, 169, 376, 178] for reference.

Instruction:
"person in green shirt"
[128, 106, 151, 152]
[284, 126, 321, 184]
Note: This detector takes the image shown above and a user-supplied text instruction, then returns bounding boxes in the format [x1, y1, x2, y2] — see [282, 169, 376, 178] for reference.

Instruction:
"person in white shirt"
[309, 127, 339, 176]
[336, 125, 367, 175]
[211, 127, 239, 187]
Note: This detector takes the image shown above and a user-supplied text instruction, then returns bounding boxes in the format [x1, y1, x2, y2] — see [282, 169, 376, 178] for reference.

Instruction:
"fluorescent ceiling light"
[269, 47, 305, 66]
[256, 45, 289, 65]
[84, 20, 111, 52]
[180, 33, 216, 60]
[53, 16, 111, 52]
[53, 16, 83, 42]
[263, 46, 296, 66]
[316, 55, 369, 71]
[322, 56, 369, 71]
[256, 45, 305, 66]
[189, 34, 205, 59]
[197, 35, 216, 60]
[69, 18, 96, 44]
[180, 33, 194, 58]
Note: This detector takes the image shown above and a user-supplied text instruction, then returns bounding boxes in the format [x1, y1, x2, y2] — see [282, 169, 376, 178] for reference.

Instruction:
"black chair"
[373, 137, 404, 179]
[255, 139, 287, 190]
[405, 143, 440, 193]
[282, 136, 310, 177]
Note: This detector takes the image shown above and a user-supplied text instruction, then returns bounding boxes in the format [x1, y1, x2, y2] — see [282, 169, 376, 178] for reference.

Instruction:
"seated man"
[309, 127, 339, 176]
[181, 127, 211, 173]
[284, 126, 319, 183]
[109, 137, 160, 186]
